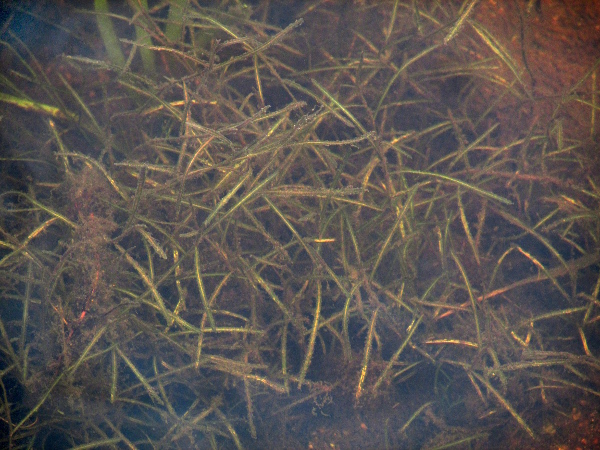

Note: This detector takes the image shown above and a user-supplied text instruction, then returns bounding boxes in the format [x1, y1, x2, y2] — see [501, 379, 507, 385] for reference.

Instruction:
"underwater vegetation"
[1, 1, 599, 448]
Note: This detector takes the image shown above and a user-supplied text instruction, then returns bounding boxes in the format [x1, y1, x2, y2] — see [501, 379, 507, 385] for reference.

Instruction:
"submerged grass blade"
[373, 315, 423, 392]
[203, 172, 250, 227]
[356, 307, 379, 401]
[298, 282, 322, 388]
[400, 169, 512, 205]
[451, 249, 481, 348]
[0, 92, 74, 120]
[130, 0, 156, 76]
[399, 401, 433, 435]
[468, 369, 535, 439]
[194, 246, 217, 331]
[116, 243, 170, 323]
[67, 324, 109, 375]
[375, 43, 441, 117]
[469, 20, 529, 94]
[94, 0, 126, 68]
[443, 0, 479, 45]
[116, 346, 164, 406]
[11, 372, 65, 437]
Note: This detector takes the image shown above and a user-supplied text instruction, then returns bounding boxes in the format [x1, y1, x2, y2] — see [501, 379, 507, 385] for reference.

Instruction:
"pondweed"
[1, 1, 599, 448]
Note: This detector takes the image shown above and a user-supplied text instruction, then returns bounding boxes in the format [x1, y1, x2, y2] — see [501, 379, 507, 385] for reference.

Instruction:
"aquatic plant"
[1, 1, 599, 448]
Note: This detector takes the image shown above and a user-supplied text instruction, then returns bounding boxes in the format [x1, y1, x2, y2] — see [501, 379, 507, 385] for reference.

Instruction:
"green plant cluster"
[1, 1, 599, 449]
